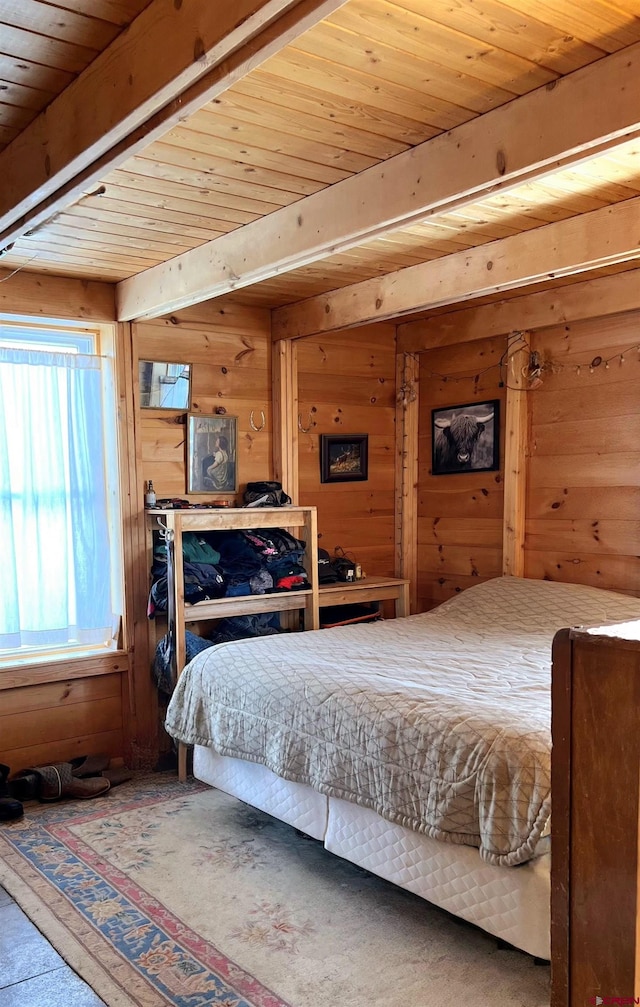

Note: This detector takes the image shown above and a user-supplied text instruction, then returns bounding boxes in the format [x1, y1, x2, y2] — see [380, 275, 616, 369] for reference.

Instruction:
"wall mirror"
[139, 361, 191, 410]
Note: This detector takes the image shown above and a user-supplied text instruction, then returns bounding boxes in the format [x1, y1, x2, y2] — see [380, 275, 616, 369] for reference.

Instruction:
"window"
[0, 321, 122, 660]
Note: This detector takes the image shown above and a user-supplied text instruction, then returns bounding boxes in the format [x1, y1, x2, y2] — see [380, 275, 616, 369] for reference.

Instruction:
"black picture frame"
[320, 434, 369, 483]
[431, 400, 500, 475]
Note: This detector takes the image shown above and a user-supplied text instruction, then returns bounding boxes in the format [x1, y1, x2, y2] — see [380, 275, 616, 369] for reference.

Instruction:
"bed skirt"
[193, 745, 550, 961]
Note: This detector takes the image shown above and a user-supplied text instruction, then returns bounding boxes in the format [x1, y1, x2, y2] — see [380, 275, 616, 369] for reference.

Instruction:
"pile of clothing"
[148, 527, 308, 616]
[153, 615, 285, 696]
[217, 527, 308, 595]
[149, 528, 308, 695]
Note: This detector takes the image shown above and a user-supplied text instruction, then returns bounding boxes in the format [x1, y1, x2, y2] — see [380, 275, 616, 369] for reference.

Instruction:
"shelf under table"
[319, 576, 410, 618]
[183, 589, 313, 621]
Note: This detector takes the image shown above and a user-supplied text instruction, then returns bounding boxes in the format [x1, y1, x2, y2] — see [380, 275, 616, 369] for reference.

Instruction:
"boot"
[0, 764, 24, 821]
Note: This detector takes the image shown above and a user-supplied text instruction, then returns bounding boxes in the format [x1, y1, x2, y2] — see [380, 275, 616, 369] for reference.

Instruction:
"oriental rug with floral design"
[0, 773, 548, 1007]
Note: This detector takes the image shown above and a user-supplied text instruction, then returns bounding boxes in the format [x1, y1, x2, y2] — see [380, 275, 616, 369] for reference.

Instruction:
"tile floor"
[0, 884, 105, 1006]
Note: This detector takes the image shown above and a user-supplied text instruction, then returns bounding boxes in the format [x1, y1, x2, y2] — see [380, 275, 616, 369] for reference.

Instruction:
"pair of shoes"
[0, 764, 24, 821]
[28, 762, 111, 802]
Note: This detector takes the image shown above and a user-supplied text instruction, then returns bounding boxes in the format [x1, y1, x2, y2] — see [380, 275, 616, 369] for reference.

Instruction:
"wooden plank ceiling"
[0, 0, 151, 152]
[3, 0, 640, 310]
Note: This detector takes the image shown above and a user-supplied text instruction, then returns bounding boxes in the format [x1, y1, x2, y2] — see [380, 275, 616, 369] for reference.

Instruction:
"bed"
[164, 575, 640, 961]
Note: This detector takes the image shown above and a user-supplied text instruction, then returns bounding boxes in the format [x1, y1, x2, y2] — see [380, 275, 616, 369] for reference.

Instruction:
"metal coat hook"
[155, 516, 174, 543]
[249, 409, 265, 432]
[298, 411, 313, 433]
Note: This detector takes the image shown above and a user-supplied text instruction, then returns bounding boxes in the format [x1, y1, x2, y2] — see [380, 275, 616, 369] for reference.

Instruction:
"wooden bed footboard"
[551, 623, 640, 1006]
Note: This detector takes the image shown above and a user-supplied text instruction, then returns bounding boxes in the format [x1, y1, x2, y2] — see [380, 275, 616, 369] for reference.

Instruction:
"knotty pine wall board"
[133, 302, 273, 501]
[411, 299, 640, 609]
[297, 322, 397, 578]
[417, 333, 507, 611]
[0, 673, 124, 774]
[525, 310, 640, 595]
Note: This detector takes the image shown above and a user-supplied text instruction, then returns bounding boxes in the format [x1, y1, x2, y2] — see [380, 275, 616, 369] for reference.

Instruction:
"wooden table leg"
[397, 582, 410, 618]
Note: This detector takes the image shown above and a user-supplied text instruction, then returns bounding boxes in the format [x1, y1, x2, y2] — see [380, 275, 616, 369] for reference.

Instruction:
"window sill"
[0, 650, 129, 691]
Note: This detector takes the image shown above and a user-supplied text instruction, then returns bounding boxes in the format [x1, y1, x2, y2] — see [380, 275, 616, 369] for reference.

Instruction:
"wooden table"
[318, 576, 410, 619]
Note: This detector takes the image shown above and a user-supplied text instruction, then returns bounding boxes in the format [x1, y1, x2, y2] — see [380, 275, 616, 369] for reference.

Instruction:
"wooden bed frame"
[551, 621, 640, 1006]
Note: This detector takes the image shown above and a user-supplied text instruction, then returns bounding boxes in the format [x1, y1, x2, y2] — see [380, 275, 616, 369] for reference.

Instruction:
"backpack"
[243, 481, 292, 507]
[318, 547, 339, 583]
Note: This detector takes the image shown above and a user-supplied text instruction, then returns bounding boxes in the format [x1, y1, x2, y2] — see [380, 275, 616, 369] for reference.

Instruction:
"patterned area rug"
[0, 773, 549, 1007]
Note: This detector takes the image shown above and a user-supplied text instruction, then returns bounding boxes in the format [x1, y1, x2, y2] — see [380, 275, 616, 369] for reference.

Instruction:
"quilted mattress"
[194, 746, 551, 959]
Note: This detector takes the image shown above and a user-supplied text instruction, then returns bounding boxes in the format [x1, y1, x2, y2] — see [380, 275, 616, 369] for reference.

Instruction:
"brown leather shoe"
[69, 754, 111, 778]
[29, 763, 111, 801]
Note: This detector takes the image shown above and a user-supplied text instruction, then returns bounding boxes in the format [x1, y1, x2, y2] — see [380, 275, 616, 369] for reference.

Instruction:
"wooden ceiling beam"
[270, 195, 640, 339]
[396, 268, 640, 353]
[116, 40, 640, 320]
[0, 0, 347, 249]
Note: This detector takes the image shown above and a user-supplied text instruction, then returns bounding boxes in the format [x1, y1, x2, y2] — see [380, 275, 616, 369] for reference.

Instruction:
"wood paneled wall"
[525, 312, 640, 594]
[0, 667, 125, 773]
[297, 323, 397, 577]
[0, 268, 115, 321]
[411, 304, 640, 610]
[133, 301, 273, 500]
[417, 335, 507, 612]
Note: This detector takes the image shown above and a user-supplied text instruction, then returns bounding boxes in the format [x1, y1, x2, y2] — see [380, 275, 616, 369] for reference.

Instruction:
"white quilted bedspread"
[165, 576, 640, 867]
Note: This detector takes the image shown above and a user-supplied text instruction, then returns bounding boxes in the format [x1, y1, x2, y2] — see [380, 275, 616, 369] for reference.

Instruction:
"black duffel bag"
[243, 481, 292, 507]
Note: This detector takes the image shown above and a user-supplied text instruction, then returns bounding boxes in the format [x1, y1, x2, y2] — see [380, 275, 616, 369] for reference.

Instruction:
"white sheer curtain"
[0, 346, 115, 650]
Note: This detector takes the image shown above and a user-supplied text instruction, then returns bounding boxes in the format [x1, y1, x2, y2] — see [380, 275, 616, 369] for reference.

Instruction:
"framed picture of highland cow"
[431, 400, 499, 475]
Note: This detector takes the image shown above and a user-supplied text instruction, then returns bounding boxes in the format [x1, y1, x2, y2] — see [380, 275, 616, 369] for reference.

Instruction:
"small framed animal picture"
[431, 400, 500, 475]
[320, 434, 369, 483]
